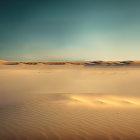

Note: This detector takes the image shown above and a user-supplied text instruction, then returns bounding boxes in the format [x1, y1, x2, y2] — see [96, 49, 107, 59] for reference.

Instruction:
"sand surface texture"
[0, 61, 140, 140]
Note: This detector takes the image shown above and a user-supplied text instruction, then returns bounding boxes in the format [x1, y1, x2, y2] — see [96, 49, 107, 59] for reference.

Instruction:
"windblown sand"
[1, 61, 140, 140]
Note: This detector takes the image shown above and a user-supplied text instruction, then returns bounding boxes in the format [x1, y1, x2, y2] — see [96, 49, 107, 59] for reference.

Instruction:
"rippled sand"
[1, 62, 140, 140]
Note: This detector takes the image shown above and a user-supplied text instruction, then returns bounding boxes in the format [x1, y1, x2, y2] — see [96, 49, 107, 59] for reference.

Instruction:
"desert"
[1, 61, 140, 140]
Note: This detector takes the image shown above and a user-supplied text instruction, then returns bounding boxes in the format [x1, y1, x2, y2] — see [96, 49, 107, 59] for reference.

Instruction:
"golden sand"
[0, 61, 140, 140]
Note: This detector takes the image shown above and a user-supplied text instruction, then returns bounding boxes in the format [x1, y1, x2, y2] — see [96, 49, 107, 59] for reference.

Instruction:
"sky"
[0, 0, 140, 61]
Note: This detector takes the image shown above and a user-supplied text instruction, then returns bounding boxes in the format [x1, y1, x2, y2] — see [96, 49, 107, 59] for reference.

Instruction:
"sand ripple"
[1, 93, 140, 140]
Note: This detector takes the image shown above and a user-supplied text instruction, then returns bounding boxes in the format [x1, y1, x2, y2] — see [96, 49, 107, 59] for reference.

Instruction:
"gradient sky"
[1, 0, 140, 61]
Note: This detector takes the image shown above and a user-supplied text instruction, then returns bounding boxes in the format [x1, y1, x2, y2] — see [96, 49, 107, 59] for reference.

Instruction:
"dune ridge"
[1, 60, 140, 67]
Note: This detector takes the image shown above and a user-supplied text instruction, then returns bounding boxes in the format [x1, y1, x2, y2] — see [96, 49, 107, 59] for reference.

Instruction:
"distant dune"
[1, 60, 140, 67]
[0, 60, 7, 64]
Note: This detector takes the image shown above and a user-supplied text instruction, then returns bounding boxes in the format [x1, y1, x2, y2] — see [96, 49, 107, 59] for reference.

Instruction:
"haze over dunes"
[1, 60, 140, 67]
[1, 0, 140, 139]
[1, 62, 140, 140]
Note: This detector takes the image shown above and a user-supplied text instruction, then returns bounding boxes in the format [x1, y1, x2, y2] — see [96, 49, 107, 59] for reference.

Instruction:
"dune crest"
[0, 60, 140, 67]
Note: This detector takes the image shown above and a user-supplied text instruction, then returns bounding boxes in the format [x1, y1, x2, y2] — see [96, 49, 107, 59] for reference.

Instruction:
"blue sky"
[1, 0, 140, 61]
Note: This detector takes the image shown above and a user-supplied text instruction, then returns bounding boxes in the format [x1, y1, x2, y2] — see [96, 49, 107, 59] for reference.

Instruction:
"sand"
[1, 61, 140, 140]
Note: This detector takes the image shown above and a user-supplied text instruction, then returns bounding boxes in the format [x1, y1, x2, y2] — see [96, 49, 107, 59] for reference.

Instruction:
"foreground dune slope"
[1, 61, 140, 140]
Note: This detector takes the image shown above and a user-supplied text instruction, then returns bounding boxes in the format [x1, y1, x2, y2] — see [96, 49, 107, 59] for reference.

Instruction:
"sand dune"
[0, 60, 8, 64]
[1, 62, 140, 139]
[1, 60, 140, 67]
[1, 93, 140, 140]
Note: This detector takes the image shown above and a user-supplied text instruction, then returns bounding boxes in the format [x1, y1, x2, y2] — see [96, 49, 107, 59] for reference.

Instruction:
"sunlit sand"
[1, 61, 140, 140]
